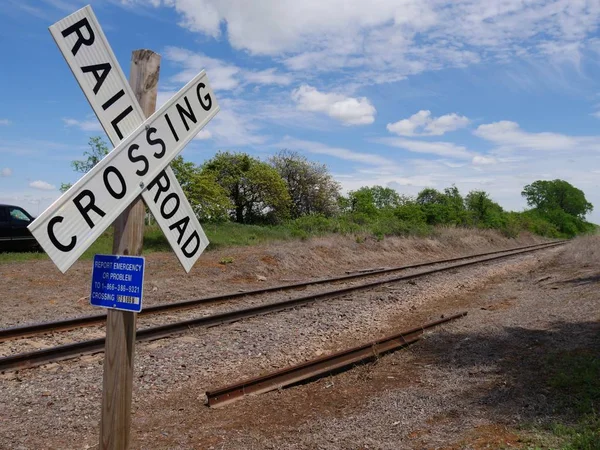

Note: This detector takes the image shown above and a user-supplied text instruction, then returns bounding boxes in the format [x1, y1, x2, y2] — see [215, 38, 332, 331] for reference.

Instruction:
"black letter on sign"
[182, 230, 200, 258]
[81, 63, 111, 95]
[128, 144, 148, 176]
[61, 18, 95, 56]
[103, 166, 127, 199]
[102, 89, 125, 111]
[160, 193, 180, 220]
[147, 171, 170, 204]
[48, 216, 76, 252]
[146, 127, 166, 159]
[168, 216, 190, 245]
[176, 96, 197, 131]
[111, 106, 134, 140]
[164, 113, 179, 142]
[73, 190, 106, 229]
[196, 83, 212, 111]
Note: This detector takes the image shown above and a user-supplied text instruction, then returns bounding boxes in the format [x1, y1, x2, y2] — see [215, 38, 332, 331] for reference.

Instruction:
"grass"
[522, 350, 600, 449]
[0, 209, 583, 265]
[0, 222, 300, 264]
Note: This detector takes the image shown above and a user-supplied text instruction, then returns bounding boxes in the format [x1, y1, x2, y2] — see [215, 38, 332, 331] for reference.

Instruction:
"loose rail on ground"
[206, 312, 468, 407]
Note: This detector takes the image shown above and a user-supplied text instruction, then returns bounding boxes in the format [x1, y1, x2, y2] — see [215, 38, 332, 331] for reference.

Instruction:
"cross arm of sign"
[28, 5, 219, 274]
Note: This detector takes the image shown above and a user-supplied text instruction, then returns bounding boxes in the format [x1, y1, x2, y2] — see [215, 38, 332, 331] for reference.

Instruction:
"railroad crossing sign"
[28, 5, 219, 273]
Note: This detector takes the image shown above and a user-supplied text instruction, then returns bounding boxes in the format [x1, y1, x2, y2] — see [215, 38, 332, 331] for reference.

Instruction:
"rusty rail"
[0, 240, 564, 342]
[206, 312, 467, 407]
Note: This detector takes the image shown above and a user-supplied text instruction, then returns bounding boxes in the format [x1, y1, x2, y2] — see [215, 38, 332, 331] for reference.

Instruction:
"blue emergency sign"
[90, 254, 145, 312]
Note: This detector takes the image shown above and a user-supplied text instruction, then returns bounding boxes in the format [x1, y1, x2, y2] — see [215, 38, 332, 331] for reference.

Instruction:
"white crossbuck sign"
[28, 6, 219, 273]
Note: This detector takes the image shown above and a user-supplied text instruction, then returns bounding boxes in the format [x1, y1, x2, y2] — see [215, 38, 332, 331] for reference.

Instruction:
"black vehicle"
[0, 204, 40, 252]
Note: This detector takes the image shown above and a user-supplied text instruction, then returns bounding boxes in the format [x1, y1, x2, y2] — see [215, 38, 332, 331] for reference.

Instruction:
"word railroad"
[29, 5, 219, 273]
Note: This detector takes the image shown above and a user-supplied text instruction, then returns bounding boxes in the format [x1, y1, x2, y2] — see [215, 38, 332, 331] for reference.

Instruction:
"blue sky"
[1, 0, 600, 222]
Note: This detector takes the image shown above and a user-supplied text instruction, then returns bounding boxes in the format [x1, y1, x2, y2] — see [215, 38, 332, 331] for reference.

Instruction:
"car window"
[9, 207, 31, 223]
[0, 207, 7, 222]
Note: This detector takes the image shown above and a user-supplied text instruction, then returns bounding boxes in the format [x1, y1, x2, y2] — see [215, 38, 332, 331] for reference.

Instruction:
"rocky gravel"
[0, 237, 566, 449]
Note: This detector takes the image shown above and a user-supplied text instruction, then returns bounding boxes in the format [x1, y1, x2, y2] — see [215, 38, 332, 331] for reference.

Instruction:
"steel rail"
[0, 240, 564, 342]
[206, 312, 468, 407]
[0, 241, 562, 372]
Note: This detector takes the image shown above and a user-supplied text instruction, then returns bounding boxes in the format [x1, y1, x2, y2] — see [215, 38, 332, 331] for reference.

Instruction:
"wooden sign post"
[31, 7, 219, 449]
[100, 50, 161, 450]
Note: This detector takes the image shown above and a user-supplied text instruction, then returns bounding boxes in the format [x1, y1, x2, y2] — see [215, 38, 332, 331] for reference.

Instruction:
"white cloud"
[1, 168, 12, 177]
[164, 46, 241, 91]
[195, 99, 267, 146]
[375, 137, 474, 160]
[29, 180, 56, 191]
[473, 121, 600, 151]
[129, 0, 600, 81]
[0, 119, 11, 126]
[163, 46, 292, 91]
[243, 68, 292, 86]
[387, 110, 470, 136]
[291, 85, 376, 126]
[278, 137, 394, 166]
[472, 155, 497, 165]
[63, 118, 103, 132]
[194, 129, 212, 140]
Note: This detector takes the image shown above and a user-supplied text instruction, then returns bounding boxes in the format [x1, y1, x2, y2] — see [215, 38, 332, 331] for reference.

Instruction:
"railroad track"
[0, 240, 564, 372]
[0, 240, 563, 342]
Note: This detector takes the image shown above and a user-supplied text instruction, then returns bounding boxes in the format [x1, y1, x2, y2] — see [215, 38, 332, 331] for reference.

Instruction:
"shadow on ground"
[419, 320, 600, 427]
[559, 274, 600, 286]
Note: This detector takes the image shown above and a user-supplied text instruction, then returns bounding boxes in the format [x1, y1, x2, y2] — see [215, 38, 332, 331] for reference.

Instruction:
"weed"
[524, 350, 600, 449]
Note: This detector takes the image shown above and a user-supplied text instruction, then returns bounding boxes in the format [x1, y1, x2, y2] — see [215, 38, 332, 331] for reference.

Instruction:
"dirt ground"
[1, 230, 598, 449]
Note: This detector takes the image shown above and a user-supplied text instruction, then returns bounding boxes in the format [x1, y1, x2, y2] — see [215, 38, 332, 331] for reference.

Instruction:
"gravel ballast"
[3, 231, 592, 449]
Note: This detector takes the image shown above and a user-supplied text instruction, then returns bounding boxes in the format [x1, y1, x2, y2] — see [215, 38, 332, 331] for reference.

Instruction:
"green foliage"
[548, 351, 600, 416]
[270, 150, 341, 219]
[72, 136, 110, 174]
[202, 151, 291, 224]
[170, 156, 231, 222]
[416, 186, 468, 226]
[540, 351, 600, 449]
[394, 202, 427, 225]
[60, 136, 110, 192]
[344, 186, 409, 222]
[521, 180, 595, 237]
[465, 190, 505, 228]
[522, 179, 593, 219]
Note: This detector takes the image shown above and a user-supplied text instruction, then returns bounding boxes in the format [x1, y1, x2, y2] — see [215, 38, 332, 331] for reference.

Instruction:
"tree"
[60, 136, 110, 192]
[201, 151, 290, 224]
[416, 186, 467, 225]
[269, 150, 341, 218]
[465, 190, 504, 227]
[522, 180, 593, 219]
[346, 185, 408, 218]
[170, 156, 231, 222]
[72, 136, 109, 173]
[347, 188, 378, 218]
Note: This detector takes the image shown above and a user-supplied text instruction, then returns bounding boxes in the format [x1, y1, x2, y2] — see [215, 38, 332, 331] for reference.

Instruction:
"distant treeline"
[65, 138, 596, 240]
[169, 149, 594, 239]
